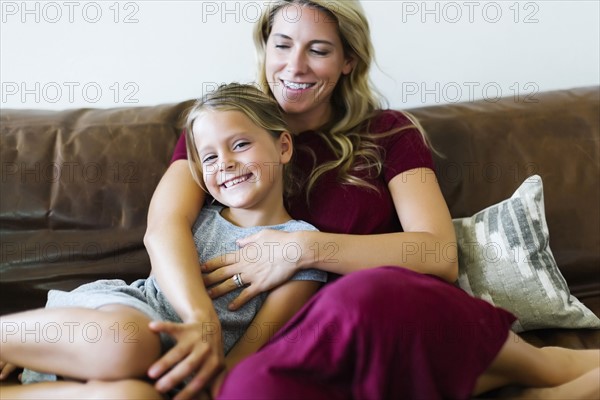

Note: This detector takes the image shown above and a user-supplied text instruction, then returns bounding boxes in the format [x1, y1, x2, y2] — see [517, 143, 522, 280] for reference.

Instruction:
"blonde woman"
[165, 1, 599, 399]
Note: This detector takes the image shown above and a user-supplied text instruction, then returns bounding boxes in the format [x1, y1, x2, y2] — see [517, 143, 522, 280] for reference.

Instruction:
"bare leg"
[474, 332, 600, 397]
[0, 379, 164, 400]
[0, 306, 161, 381]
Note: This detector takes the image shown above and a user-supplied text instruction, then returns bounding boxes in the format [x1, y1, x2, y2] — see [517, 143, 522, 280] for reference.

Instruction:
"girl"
[0, 83, 326, 400]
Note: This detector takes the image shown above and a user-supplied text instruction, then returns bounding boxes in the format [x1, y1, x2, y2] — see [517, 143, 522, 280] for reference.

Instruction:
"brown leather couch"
[1, 86, 598, 394]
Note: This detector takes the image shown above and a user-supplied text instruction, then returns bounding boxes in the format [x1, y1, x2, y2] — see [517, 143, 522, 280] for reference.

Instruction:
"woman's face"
[265, 5, 354, 130]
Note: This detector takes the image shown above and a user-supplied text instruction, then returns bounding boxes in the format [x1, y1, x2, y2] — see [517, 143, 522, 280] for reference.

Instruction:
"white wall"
[1, 0, 598, 110]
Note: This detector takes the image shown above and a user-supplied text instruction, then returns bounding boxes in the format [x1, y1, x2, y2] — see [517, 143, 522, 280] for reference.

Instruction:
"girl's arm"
[204, 168, 458, 309]
[144, 160, 224, 396]
[210, 280, 321, 397]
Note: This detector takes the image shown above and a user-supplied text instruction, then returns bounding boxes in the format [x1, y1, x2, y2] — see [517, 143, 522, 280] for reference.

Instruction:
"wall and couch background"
[1, 4, 599, 381]
[1, 0, 599, 110]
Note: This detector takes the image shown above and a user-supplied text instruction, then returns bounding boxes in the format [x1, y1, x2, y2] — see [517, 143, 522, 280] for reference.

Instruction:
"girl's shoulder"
[192, 203, 224, 230]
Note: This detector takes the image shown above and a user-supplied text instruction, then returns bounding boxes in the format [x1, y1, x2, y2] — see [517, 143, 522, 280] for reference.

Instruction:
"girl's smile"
[220, 173, 253, 189]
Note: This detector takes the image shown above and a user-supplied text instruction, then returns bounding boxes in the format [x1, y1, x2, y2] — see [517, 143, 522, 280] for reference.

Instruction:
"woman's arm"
[144, 160, 224, 397]
[203, 168, 457, 309]
[145, 160, 215, 322]
[297, 167, 458, 281]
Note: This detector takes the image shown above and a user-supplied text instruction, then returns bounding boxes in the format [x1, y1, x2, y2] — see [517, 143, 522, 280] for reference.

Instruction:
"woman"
[148, 1, 599, 399]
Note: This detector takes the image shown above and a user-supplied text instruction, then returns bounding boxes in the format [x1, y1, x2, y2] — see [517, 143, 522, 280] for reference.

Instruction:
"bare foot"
[540, 348, 600, 382]
[514, 367, 600, 400]
[473, 335, 600, 397]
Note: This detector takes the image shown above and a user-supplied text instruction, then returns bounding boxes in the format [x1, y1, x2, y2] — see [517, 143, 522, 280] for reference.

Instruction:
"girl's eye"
[234, 141, 250, 150]
[274, 44, 290, 50]
[202, 155, 217, 164]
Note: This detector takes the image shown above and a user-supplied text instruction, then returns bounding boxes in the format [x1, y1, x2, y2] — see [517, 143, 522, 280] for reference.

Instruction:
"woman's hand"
[202, 229, 304, 310]
[147, 320, 224, 400]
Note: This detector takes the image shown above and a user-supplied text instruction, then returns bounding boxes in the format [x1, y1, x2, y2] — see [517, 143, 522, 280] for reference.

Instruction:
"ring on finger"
[232, 273, 244, 288]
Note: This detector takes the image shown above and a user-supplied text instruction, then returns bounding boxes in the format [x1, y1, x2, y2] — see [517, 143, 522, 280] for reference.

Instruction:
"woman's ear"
[342, 53, 357, 75]
[279, 131, 293, 164]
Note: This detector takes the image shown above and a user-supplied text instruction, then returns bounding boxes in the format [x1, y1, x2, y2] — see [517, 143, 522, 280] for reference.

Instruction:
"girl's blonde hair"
[254, 0, 431, 197]
[185, 83, 295, 197]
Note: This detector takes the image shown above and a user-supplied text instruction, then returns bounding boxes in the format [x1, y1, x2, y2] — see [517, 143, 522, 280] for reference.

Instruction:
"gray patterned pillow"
[453, 175, 600, 332]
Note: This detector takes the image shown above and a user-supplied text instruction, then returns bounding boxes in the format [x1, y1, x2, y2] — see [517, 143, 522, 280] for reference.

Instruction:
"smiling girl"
[0, 83, 326, 400]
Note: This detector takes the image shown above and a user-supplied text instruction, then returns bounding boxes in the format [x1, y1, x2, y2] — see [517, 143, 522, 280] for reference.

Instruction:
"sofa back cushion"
[410, 86, 599, 297]
[0, 102, 192, 313]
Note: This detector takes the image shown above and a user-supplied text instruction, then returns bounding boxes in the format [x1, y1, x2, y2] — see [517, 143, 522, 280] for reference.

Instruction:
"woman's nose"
[286, 49, 308, 74]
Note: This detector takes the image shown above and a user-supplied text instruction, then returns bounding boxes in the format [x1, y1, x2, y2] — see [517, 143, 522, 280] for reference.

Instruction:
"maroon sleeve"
[170, 131, 188, 163]
[374, 111, 435, 183]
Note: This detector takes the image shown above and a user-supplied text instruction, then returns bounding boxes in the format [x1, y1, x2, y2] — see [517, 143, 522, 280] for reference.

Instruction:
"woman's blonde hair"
[185, 83, 295, 197]
[254, 0, 431, 197]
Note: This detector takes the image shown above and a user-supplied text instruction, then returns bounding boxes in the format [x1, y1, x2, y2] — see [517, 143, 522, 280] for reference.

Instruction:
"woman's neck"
[285, 105, 333, 134]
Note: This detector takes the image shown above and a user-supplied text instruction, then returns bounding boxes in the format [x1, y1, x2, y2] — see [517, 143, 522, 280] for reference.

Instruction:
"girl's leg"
[0, 305, 161, 381]
[474, 332, 600, 397]
[0, 379, 164, 400]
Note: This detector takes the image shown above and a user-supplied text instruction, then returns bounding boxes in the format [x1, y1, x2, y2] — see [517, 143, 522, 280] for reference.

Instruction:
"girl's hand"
[147, 320, 224, 400]
[0, 361, 18, 380]
[202, 230, 303, 310]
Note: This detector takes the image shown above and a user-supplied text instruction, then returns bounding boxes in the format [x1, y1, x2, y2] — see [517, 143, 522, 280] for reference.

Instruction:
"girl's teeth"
[224, 175, 249, 188]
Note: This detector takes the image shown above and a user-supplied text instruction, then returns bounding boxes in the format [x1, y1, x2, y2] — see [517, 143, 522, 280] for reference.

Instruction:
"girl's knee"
[89, 307, 161, 380]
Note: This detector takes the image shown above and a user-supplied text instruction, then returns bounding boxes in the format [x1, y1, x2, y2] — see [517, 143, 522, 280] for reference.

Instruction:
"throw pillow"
[453, 175, 600, 332]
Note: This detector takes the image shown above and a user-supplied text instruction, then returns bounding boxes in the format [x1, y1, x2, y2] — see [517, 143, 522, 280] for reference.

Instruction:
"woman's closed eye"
[310, 48, 329, 56]
[274, 44, 328, 56]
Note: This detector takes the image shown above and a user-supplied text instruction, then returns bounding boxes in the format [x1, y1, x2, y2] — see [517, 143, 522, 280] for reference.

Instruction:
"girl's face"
[265, 5, 354, 129]
[193, 110, 292, 211]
